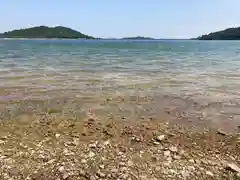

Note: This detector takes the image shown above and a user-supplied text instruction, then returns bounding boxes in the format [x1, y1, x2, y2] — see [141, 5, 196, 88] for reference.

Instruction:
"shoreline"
[0, 112, 239, 180]
[0, 94, 239, 179]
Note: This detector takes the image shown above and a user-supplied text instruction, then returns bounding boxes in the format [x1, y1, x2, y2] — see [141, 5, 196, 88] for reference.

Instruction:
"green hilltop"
[0, 26, 95, 39]
[197, 27, 240, 40]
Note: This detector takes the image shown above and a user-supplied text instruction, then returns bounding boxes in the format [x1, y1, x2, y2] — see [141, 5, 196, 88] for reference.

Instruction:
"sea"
[1, 39, 240, 131]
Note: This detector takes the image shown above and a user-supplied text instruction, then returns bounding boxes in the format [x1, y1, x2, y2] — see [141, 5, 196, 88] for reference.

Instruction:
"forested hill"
[0, 26, 95, 39]
[197, 27, 240, 40]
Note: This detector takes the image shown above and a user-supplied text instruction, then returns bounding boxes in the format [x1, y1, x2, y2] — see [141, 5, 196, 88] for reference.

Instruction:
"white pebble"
[164, 150, 171, 157]
[55, 133, 61, 138]
[58, 166, 65, 173]
[88, 151, 95, 158]
[156, 135, 165, 141]
[206, 171, 214, 177]
[169, 146, 178, 152]
[188, 159, 195, 163]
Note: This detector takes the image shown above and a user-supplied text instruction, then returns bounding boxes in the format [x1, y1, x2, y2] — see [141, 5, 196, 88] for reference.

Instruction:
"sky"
[0, 0, 240, 39]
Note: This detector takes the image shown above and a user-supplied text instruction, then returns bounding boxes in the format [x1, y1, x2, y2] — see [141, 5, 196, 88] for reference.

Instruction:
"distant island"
[122, 36, 155, 40]
[197, 27, 240, 40]
[0, 26, 95, 39]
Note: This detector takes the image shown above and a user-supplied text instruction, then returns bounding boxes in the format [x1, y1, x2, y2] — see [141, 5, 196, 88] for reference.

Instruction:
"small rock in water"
[156, 135, 165, 141]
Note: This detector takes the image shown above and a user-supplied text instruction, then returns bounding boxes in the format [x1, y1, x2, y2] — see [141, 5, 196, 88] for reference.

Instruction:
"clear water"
[1, 39, 240, 130]
[1, 39, 240, 103]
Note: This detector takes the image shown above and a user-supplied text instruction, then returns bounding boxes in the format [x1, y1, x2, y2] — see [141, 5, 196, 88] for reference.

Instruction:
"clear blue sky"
[0, 0, 239, 38]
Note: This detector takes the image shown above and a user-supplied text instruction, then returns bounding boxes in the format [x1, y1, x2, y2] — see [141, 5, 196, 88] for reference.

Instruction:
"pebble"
[99, 164, 105, 169]
[153, 141, 160, 145]
[103, 140, 110, 146]
[164, 150, 171, 157]
[139, 175, 148, 180]
[238, 173, 240, 178]
[89, 143, 97, 148]
[81, 159, 87, 164]
[62, 172, 69, 179]
[156, 135, 165, 141]
[188, 159, 195, 163]
[167, 157, 172, 162]
[97, 171, 106, 178]
[179, 149, 185, 156]
[47, 159, 56, 164]
[127, 160, 134, 166]
[90, 175, 96, 180]
[73, 138, 80, 146]
[88, 151, 95, 158]
[79, 169, 86, 176]
[169, 146, 178, 152]
[226, 163, 240, 173]
[195, 159, 201, 165]
[55, 133, 61, 138]
[173, 155, 181, 160]
[217, 130, 228, 136]
[206, 171, 214, 177]
[181, 170, 189, 179]
[58, 166, 65, 173]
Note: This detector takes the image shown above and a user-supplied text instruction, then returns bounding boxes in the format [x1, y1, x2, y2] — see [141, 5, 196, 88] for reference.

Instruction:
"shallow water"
[1, 39, 240, 130]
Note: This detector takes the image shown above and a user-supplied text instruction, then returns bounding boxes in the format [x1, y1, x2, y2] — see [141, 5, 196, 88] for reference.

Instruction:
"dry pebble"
[0, 114, 239, 180]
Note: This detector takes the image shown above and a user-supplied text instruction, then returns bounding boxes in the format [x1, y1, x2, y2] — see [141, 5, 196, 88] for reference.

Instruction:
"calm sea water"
[1, 39, 240, 104]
